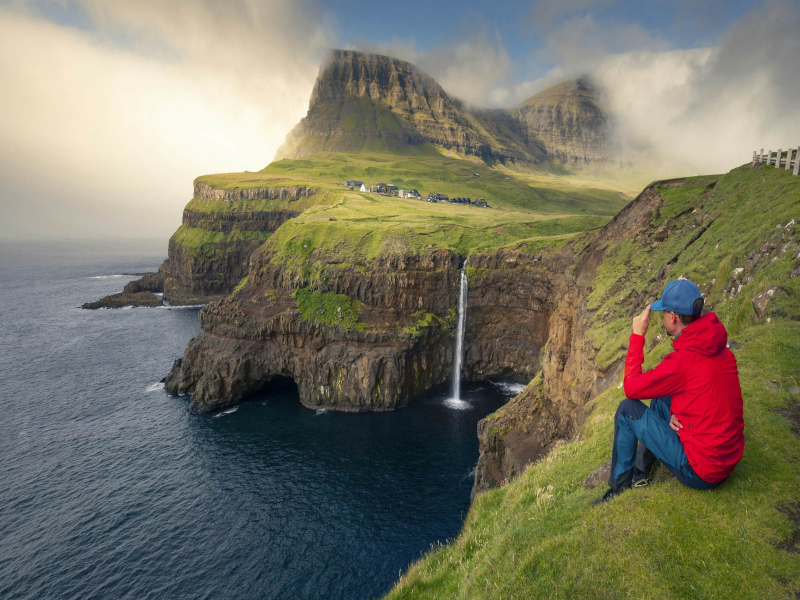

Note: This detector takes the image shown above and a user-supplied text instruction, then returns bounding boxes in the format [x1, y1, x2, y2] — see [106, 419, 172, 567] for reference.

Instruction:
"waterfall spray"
[450, 263, 468, 401]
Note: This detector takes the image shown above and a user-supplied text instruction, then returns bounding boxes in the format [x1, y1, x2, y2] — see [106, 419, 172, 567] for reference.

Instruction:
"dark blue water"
[0, 243, 517, 600]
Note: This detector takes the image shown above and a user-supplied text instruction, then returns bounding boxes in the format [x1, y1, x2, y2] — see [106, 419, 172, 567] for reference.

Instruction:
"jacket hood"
[673, 312, 728, 356]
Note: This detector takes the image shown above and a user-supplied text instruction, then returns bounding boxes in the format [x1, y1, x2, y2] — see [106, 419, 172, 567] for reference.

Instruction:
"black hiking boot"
[632, 477, 651, 488]
[592, 487, 620, 507]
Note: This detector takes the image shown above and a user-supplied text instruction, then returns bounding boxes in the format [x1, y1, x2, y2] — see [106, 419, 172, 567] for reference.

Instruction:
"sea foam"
[491, 381, 526, 396]
[213, 407, 239, 418]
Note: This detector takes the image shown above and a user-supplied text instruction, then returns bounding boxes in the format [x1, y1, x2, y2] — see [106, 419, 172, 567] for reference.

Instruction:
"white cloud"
[483, 0, 800, 174]
[596, 0, 800, 173]
[0, 1, 330, 242]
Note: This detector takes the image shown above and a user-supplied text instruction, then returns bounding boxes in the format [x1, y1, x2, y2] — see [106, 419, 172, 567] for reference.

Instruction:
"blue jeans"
[609, 397, 720, 492]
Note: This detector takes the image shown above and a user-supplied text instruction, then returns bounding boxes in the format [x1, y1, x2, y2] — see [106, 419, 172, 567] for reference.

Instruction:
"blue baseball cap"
[651, 279, 704, 315]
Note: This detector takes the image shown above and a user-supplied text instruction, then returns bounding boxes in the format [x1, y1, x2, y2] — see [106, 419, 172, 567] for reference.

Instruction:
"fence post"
[752, 150, 757, 166]
[786, 148, 794, 171]
[794, 146, 800, 176]
[777, 149, 782, 168]
[760, 148, 765, 164]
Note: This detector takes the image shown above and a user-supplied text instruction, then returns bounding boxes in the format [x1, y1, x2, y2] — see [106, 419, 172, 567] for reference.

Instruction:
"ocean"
[0, 243, 519, 600]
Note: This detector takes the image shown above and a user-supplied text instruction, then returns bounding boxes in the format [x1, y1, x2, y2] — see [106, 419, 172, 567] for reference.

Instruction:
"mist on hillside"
[0, 0, 797, 242]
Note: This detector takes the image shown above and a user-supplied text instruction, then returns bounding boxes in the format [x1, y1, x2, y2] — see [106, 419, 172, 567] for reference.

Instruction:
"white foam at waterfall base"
[145, 382, 165, 393]
[443, 397, 472, 410]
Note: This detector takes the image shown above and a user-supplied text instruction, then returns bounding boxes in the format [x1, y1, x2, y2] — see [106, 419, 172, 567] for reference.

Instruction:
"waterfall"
[450, 263, 468, 401]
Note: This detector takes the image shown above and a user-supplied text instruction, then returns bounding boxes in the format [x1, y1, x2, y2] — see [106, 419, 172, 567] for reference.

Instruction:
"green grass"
[268, 194, 610, 260]
[196, 151, 635, 216]
[384, 164, 800, 599]
[180, 149, 644, 274]
[294, 287, 365, 330]
[585, 166, 799, 372]
[404, 309, 458, 339]
[233, 276, 248, 293]
[169, 225, 272, 257]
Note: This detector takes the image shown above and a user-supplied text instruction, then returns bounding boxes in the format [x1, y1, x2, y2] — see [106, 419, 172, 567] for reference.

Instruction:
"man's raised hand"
[632, 304, 651, 336]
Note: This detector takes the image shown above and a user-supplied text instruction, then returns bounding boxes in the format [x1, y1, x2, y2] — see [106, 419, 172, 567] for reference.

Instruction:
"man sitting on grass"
[594, 279, 745, 506]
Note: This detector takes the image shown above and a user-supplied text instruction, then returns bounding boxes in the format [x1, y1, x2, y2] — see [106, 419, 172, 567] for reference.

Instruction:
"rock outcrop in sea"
[83, 269, 165, 309]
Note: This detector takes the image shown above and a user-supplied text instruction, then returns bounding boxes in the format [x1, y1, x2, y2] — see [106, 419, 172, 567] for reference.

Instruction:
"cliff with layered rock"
[159, 180, 324, 305]
[165, 232, 569, 413]
[161, 160, 620, 413]
[86, 49, 628, 312]
[165, 248, 462, 412]
[462, 251, 554, 383]
[471, 185, 665, 493]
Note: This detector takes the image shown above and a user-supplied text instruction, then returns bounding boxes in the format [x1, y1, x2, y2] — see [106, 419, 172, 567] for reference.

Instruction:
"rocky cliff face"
[159, 182, 310, 305]
[276, 49, 614, 167]
[165, 249, 462, 412]
[164, 229, 577, 413]
[162, 189, 654, 415]
[463, 251, 553, 383]
[471, 186, 669, 495]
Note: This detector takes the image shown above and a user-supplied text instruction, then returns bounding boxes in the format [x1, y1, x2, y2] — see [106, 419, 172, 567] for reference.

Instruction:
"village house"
[359, 183, 369, 192]
[345, 180, 363, 189]
[374, 183, 398, 195]
[399, 189, 421, 199]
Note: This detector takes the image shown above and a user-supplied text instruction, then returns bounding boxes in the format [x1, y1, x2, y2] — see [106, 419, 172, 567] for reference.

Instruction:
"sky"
[0, 0, 798, 243]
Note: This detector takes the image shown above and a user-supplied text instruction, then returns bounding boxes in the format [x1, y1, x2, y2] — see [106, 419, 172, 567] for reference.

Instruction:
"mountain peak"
[521, 77, 599, 106]
[309, 48, 451, 113]
[510, 76, 613, 163]
[276, 51, 614, 167]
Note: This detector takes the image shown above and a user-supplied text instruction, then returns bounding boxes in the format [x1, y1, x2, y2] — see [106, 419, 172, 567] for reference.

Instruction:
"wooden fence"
[751, 147, 800, 175]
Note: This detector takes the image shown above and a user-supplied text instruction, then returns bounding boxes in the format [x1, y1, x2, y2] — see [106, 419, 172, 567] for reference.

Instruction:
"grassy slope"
[196, 151, 638, 216]
[188, 150, 643, 282]
[263, 193, 611, 266]
[385, 165, 800, 599]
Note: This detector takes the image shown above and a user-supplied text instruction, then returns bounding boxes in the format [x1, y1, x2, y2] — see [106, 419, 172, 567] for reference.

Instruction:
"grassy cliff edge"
[386, 164, 800, 599]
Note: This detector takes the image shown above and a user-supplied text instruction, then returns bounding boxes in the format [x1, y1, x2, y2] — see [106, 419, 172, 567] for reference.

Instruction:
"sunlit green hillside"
[384, 164, 800, 599]
[195, 151, 642, 216]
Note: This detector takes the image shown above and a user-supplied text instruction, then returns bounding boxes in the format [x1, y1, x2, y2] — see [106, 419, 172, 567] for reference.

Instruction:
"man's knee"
[616, 398, 648, 420]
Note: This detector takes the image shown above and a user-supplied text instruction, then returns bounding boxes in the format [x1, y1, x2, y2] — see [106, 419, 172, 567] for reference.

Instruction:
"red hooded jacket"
[623, 312, 744, 483]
